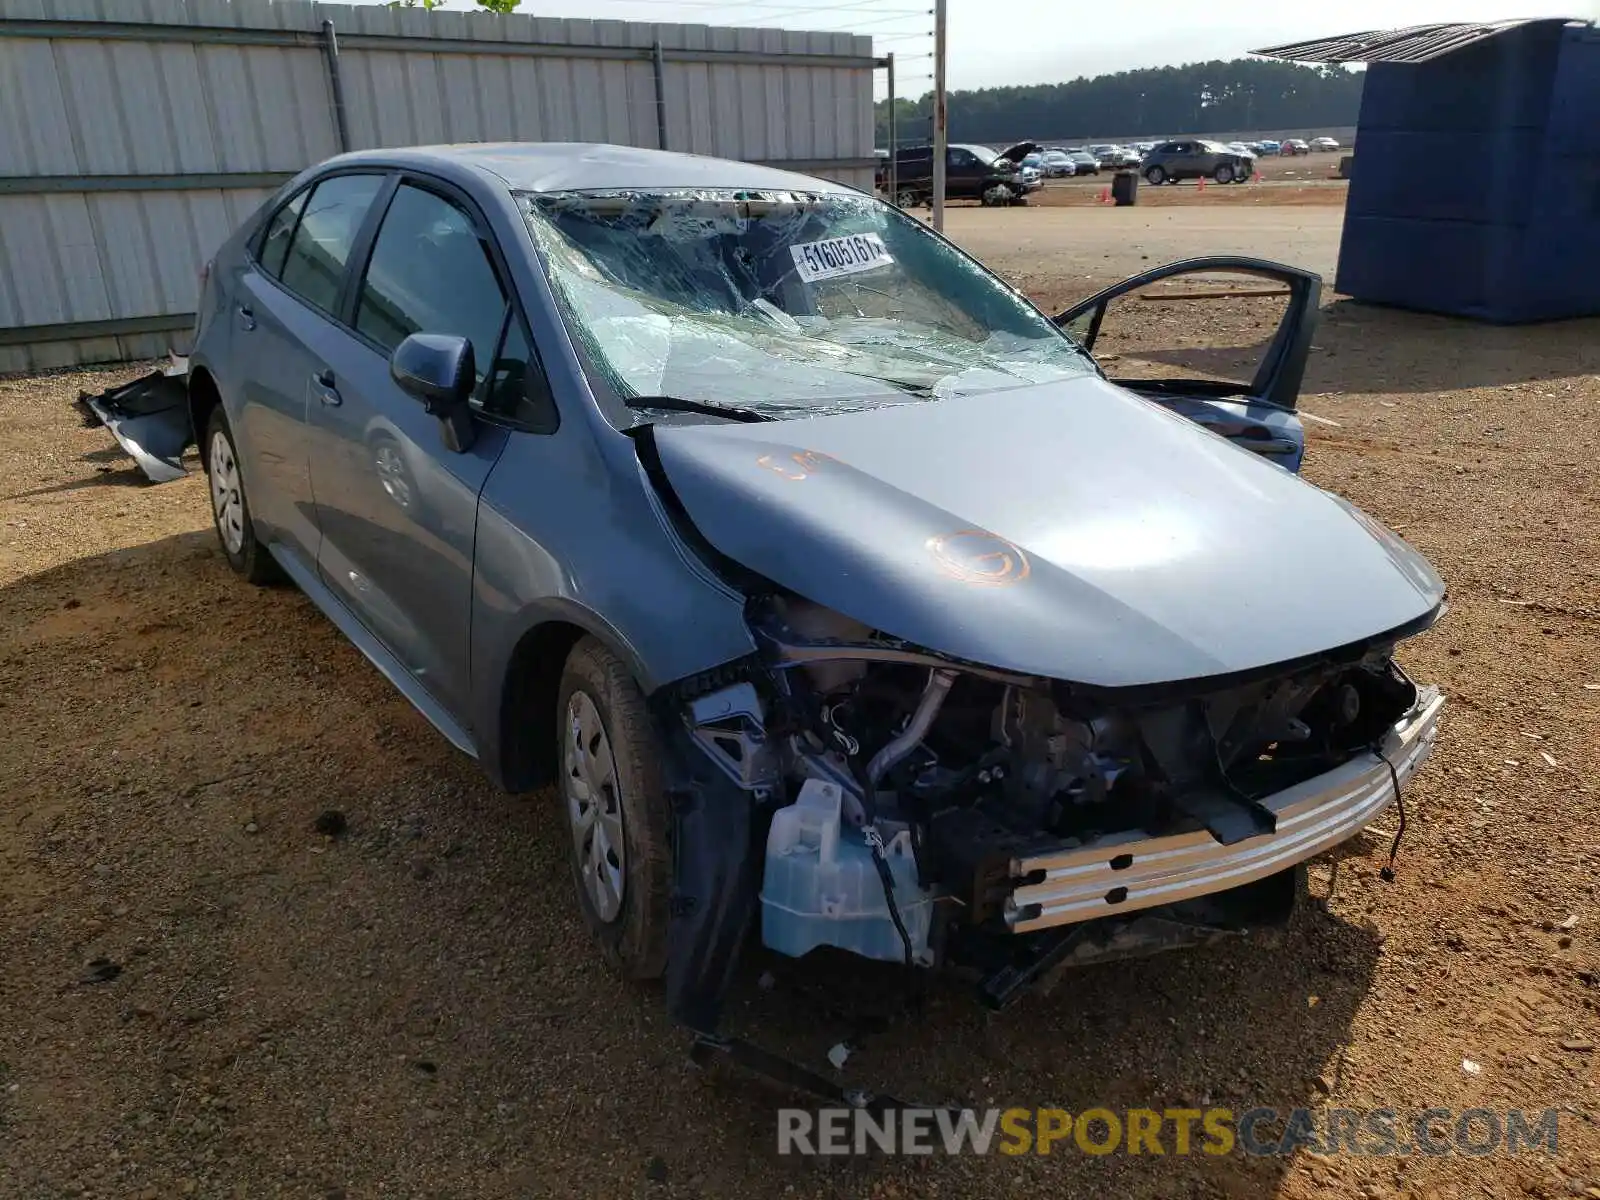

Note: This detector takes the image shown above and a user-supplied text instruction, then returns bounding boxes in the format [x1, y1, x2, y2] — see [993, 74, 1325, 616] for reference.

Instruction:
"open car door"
[1055, 257, 1321, 473]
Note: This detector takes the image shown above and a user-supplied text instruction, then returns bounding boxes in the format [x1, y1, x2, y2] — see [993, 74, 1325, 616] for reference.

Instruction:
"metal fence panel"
[0, 0, 879, 371]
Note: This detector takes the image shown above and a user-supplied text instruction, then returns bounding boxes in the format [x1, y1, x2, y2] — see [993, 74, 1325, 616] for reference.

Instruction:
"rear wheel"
[1144, 165, 1167, 185]
[557, 637, 671, 979]
[894, 188, 921, 209]
[205, 409, 280, 585]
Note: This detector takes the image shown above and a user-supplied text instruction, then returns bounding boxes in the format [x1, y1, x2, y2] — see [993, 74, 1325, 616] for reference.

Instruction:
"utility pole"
[932, 0, 947, 232]
[886, 53, 898, 203]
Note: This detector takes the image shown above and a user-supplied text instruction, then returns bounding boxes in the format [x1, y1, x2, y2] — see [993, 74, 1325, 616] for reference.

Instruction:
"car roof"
[309, 142, 856, 196]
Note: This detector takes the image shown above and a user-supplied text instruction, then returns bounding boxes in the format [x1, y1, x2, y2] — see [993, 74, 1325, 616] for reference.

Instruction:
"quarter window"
[258, 190, 307, 279]
[354, 184, 507, 381]
[278, 174, 385, 315]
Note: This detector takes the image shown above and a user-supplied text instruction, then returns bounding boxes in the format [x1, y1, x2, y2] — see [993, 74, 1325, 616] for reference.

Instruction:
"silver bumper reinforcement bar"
[1006, 687, 1445, 933]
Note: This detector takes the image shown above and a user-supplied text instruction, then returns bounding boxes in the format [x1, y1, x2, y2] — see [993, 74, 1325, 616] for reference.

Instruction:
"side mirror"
[390, 333, 477, 453]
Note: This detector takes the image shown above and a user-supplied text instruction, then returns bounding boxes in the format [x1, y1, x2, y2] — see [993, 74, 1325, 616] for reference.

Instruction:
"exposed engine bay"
[675, 593, 1443, 994]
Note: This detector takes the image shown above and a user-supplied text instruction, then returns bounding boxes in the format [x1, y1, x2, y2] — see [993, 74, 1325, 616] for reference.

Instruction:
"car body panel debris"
[76, 355, 192, 483]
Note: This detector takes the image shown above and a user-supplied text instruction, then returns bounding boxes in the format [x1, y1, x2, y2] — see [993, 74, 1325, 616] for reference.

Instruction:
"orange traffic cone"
[1197, 176, 1206, 192]
[1253, 170, 1263, 183]
[1099, 186, 1110, 204]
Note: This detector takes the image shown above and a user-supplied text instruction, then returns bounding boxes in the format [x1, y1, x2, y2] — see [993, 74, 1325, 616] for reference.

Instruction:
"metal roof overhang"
[1252, 17, 1586, 64]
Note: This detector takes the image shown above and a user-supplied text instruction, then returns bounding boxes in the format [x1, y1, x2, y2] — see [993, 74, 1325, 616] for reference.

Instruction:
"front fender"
[468, 428, 759, 789]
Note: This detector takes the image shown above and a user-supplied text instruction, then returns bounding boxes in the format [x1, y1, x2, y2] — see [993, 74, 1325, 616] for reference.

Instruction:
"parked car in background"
[1067, 149, 1101, 175]
[1281, 138, 1311, 156]
[879, 140, 1039, 207]
[1141, 139, 1254, 184]
[1089, 144, 1140, 169]
[1040, 148, 1076, 177]
[175, 141, 1445, 1049]
[1309, 136, 1340, 152]
[1133, 141, 1157, 154]
[1256, 139, 1281, 156]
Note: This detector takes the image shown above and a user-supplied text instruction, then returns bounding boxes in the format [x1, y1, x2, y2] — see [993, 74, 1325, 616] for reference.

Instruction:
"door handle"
[237, 304, 256, 332]
[312, 369, 342, 407]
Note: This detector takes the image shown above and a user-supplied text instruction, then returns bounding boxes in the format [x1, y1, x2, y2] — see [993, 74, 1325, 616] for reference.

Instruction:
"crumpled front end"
[664, 590, 1444, 1022]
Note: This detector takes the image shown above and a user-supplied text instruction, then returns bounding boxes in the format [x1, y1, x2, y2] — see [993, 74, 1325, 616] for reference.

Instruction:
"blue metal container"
[1335, 21, 1600, 322]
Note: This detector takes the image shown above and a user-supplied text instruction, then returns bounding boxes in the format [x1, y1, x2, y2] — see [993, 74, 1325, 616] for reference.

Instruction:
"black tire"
[556, 637, 671, 980]
[1213, 163, 1236, 185]
[203, 407, 281, 585]
[1144, 165, 1166, 185]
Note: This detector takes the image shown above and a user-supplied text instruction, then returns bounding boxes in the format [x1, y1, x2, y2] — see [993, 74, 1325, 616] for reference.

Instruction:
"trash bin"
[1112, 169, 1139, 206]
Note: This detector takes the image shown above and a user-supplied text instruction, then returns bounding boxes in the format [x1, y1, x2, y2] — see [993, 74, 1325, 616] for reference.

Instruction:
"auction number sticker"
[789, 233, 894, 282]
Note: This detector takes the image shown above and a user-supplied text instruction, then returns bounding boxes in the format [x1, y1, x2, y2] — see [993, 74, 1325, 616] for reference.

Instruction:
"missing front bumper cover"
[1003, 687, 1443, 933]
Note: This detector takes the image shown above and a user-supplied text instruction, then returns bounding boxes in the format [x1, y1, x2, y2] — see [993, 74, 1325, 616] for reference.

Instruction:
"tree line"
[876, 59, 1363, 145]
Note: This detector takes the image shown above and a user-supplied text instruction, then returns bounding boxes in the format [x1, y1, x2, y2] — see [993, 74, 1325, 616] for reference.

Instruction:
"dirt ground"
[3, 205, 1600, 1199]
[941, 204, 1347, 302]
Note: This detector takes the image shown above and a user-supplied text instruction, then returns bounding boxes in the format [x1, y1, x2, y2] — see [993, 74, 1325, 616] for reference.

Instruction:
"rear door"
[234, 172, 388, 572]
[303, 176, 519, 725]
[1056, 257, 1321, 472]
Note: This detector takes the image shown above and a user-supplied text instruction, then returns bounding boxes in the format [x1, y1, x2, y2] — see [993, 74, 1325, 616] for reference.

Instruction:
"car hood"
[649, 377, 1444, 689]
[995, 140, 1039, 164]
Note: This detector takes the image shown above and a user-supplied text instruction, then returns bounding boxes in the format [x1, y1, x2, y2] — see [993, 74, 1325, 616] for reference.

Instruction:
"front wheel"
[557, 637, 671, 980]
[1144, 165, 1167, 185]
[1213, 163, 1236, 184]
[981, 183, 1015, 206]
[205, 409, 281, 585]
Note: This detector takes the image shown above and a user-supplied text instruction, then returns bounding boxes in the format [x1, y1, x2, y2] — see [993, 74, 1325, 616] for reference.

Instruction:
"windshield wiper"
[623, 395, 768, 423]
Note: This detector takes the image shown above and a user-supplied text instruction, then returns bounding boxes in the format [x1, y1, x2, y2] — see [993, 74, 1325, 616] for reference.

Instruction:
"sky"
[343, 0, 1592, 95]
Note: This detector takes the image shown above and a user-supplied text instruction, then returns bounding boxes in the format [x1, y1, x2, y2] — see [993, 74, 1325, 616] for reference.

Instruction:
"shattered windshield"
[520, 189, 1093, 421]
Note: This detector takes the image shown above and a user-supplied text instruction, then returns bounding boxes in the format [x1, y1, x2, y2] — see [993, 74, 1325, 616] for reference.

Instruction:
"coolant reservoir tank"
[761, 780, 934, 965]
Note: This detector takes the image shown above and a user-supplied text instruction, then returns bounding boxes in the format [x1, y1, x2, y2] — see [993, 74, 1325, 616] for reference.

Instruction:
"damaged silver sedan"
[121, 143, 1443, 1085]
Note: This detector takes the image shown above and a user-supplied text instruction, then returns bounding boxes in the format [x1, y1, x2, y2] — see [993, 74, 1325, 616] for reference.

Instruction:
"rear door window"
[278, 174, 385, 315]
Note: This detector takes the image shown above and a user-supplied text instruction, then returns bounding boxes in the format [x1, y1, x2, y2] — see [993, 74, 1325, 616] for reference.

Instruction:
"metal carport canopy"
[1252, 17, 1586, 63]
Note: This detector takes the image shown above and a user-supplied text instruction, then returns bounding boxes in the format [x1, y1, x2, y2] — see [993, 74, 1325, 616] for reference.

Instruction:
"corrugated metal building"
[0, 0, 879, 371]
[1256, 18, 1600, 323]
